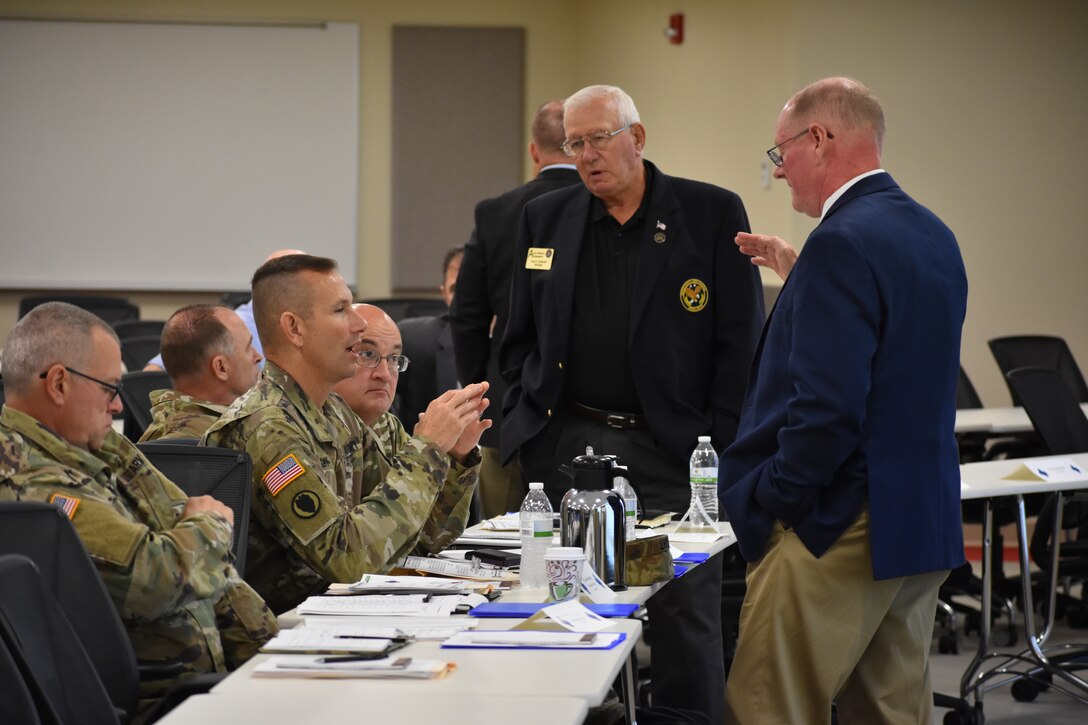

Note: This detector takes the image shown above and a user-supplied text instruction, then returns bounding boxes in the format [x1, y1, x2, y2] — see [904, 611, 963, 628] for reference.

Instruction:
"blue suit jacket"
[720, 173, 968, 580]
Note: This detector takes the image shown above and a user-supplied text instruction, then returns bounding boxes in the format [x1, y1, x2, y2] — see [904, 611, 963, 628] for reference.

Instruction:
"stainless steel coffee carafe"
[559, 450, 627, 591]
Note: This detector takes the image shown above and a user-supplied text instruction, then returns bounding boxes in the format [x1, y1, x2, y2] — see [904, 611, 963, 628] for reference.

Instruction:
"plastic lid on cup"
[529, 481, 544, 490]
[544, 546, 585, 559]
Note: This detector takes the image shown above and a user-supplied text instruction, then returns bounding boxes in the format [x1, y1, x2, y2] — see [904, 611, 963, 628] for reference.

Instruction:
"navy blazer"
[397, 313, 458, 429]
[500, 161, 764, 466]
[720, 173, 968, 580]
[450, 167, 582, 448]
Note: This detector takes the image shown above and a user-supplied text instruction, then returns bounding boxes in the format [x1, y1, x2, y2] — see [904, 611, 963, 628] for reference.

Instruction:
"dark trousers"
[521, 411, 726, 724]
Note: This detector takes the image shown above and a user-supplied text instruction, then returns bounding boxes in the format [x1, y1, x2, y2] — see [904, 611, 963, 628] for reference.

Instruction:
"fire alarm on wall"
[665, 13, 684, 45]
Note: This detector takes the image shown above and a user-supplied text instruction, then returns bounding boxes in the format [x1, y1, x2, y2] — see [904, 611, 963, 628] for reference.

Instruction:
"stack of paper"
[441, 630, 626, 650]
[253, 656, 455, 679]
[262, 628, 399, 655]
[349, 574, 475, 595]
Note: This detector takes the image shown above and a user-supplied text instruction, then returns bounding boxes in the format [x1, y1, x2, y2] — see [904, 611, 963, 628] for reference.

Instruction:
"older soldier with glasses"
[335, 303, 478, 553]
[500, 84, 764, 724]
[0, 302, 277, 716]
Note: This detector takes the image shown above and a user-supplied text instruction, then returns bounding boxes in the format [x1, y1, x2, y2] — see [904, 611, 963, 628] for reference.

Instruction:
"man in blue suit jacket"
[720, 77, 967, 723]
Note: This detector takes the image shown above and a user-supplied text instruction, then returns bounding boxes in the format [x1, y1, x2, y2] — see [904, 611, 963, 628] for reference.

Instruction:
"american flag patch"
[263, 454, 305, 496]
[49, 492, 80, 519]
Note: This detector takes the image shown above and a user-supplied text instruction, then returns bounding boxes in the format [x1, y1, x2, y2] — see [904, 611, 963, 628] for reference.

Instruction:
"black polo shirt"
[565, 163, 655, 414]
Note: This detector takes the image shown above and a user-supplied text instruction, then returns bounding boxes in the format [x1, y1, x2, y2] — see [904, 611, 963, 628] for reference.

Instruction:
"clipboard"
[468, 602, 639, 618]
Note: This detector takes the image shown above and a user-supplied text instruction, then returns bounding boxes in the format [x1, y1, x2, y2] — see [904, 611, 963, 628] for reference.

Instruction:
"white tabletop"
[212, 616, 642, 707]
[156, 692, 589, 725]
[960, 452, 1088, 499]
[955, 403, 1088, 435]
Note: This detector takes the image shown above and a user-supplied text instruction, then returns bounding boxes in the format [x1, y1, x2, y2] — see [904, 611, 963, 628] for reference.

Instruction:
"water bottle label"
[624, 498, 637, 519]
[520, 518, 552, 538]
[690, 466, 717, 484]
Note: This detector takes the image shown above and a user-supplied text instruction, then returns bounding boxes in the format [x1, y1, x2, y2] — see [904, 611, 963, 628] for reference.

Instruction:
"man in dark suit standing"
[501, 84, 763, 724]
[720, 77, 967, 722]
[397, 247, 463, 429]
[451, 99, 580, 518]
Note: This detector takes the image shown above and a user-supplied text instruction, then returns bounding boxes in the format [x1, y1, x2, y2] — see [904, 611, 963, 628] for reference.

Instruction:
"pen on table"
[315, 655, 412, 666]
[334, 635, 411, 643]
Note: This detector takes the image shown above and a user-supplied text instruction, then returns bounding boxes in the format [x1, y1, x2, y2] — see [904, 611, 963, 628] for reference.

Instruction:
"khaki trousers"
[725, 509, 947, 725]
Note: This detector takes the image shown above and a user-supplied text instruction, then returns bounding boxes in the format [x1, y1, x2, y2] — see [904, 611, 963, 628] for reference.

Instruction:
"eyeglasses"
[560, 123, 632, 158]
[766, 127, 834, 167]
[39, 366, 123, 403]
[357, 349, 410, 373]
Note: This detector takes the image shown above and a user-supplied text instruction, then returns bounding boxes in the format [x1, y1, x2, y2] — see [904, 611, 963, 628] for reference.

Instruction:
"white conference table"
[156, 692, 589, 725]
[957, 452, 1088, 710]
[955, 403, 1088, 435]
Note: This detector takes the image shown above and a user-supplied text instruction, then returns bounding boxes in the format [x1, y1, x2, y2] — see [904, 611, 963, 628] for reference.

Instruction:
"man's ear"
[42, 365, 67, 405]
[211, 354, 230, 382]
[631, 122, 647, 154]
[281, 311, 305, 349]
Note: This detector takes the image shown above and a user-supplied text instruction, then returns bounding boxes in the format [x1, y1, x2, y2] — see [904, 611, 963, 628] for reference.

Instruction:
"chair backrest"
[358, 296, 448, 323]
[1006, 366, 1088, 455]
[0, 504, 138, 721]
[219, 291, 251, 309]
[0, 555, 120, 725]
[989, 335, 1088, 405]
[956, 365, 983, 410]
[137, 443, 252, 576]
[119, 370, 173, 441]
[121, 335, 165, 372]
[112, 319, 166, 341]
[0, 628, 47, 725]
[19, 295, 139, 325]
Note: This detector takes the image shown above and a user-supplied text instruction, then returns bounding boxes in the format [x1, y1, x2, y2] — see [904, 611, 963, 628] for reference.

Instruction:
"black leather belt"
[569, 402, 647, 430]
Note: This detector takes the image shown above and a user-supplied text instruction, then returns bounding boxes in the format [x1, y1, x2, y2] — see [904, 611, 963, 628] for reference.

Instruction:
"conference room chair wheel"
[942, 702, 984, 725]
[991, 625, 1017, 648]
[1010, 677, 1042, 702]
[938, 632, 961, 654]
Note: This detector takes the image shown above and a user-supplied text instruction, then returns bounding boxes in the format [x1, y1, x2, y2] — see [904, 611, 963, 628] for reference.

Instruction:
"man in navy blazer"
[720, 77, 967, 722]
[501, 85, 763, 725]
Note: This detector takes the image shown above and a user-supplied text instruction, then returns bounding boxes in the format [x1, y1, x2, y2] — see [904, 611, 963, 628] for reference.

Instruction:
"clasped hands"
[413, 381, 492, 464]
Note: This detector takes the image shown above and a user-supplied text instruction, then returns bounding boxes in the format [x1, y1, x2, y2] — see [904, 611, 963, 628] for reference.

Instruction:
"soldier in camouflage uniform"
[0, 302, 277, 714]
[203, 255, 489, 614]
[335, 304, 478, 553]
[140, 304, 262, 442]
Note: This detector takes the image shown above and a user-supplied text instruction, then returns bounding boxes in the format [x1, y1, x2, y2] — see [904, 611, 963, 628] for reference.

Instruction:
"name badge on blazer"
[525, 247, 554, 271]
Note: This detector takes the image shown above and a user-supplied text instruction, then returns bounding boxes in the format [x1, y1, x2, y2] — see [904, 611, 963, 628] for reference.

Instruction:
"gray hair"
[564, 85, 641, 128]
[2, 302, 118, 395]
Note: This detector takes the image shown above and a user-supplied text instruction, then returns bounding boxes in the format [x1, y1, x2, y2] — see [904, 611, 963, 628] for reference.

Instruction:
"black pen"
[334, 635, 411, 643]
[317, 640, 411, 663]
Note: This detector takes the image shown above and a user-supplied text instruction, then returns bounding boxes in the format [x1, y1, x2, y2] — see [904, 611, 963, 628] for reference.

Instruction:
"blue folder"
[468, 602, 639, 618]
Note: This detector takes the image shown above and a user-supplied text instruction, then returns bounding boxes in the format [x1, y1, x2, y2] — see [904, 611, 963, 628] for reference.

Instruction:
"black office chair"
[119, 370, 172, 441]
[0, 623, 50, 725]
[121, 335, 165, 372]
[0, 503, 140, 720]
[0, 502, 221, 723]
[19, 295, 139, 325]
[1008, 367, 1088, 627]
[989, 335, 1088, 406]
[112, 319, 166, 341]
[137, 443, 253, 576]
[0, 554, 120, 725]
[358, 296, 448, 323]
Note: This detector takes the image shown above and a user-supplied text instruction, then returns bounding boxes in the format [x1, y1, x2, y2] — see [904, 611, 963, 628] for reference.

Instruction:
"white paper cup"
[544, 546, 585, 602]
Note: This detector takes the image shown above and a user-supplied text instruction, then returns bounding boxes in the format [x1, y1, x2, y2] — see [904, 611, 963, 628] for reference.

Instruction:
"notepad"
[441, 630, 626, 651]
[253, 656, 455, 679]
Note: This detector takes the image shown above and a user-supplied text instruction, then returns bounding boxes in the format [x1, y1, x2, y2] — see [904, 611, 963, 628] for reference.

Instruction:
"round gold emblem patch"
[680, 278, 709, 312]
[291, 490, 321, 519]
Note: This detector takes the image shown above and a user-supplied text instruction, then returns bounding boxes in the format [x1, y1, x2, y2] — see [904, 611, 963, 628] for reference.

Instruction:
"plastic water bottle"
[687, 436, 719, 528]
[519, 482, 553, 588]
[612, 464, 639, 541]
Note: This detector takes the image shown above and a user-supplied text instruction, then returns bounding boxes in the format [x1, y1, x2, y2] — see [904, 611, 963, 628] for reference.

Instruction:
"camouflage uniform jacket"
[0, 405, 278, 701]
[363, 412, 478, 554]
[202, 362, 466, 613]
[139, 389, 226, 443]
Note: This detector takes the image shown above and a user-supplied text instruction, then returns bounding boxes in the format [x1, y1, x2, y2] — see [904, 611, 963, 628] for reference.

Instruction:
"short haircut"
[530, 99, 566, 153]
[787, 77, 885, 146]
[250, 253, 339, 346]
[442, 245, 464, 279]
[160, 304, 234, 381]
[1, 302, 117, 395]
[564, 85, 641, 129]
